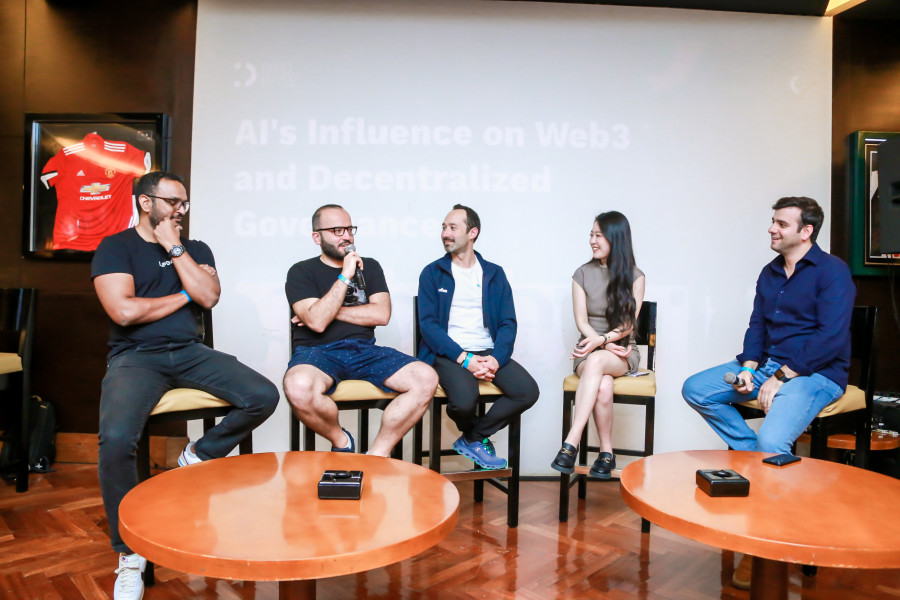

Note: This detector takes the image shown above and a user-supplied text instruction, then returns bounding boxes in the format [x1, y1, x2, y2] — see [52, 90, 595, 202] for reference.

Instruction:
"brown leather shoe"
[732, 554, 752, 590]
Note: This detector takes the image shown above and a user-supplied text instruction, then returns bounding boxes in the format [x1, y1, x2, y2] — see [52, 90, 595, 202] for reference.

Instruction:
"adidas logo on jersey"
[77, 170, 85, 176]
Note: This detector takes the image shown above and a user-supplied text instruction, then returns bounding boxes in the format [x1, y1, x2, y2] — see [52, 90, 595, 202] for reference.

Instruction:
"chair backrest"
[849, 305, 877, 402]
[634, 301, 657, 372]
[0, 288, 37, 369]
[197, 307, 214, 348]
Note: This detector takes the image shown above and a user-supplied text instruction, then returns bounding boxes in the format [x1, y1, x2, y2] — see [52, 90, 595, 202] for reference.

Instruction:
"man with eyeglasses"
[416, 205, 539, 469]
[283, 204, 437, 457]
[91, 171, 279, 600]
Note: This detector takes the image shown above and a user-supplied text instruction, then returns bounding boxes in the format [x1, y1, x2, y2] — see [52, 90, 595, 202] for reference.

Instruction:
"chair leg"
[412, 419, 424, 465]
[474, 400, 485, 503]
[136, 426, 152, 482]
[303, 422, 315, 451]
[145, 561, 155, 586]
[429, 399, 442, 473]
[559, 391, 573, 522]
[358, 410, 370, 454]
[577, 427, 588, 500]
[290, 412, 301, 452]
[14, 374, 29, 493]
[507, 415, 521, 528]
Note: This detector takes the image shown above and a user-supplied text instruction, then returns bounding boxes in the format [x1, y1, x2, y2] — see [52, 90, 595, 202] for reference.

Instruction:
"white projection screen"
[190, 0, 832, 473]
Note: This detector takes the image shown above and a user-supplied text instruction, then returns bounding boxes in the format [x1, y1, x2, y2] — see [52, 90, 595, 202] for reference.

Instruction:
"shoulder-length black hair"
[596, 211, 636, 331]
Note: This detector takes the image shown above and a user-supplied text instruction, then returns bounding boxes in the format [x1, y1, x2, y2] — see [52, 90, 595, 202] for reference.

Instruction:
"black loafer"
[551, 443, 578, 474]
[589, 452, 616, 479]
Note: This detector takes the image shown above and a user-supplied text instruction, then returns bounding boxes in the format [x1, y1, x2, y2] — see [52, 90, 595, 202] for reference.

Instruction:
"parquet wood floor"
[2, 463, 899, 599]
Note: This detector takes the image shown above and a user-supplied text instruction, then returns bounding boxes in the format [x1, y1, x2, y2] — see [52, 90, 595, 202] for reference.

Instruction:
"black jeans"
[432, 352, 539, 441]
[98, 342, 279, 552]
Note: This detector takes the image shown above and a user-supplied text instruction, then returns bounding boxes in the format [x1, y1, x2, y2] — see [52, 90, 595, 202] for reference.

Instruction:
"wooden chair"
[288, 381, 402, 459]
[735, 305, 878, 469]
[558, 301, 657, 530]
[0, 288, 37, 493]
[411, 297, 521, 528]
[286, 312, 403, 460]
[134, 308, 252, 588]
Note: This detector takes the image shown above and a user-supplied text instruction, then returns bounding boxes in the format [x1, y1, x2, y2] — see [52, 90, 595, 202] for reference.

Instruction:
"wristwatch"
[168, 244, 185, 258]
[774, 367, 791, 383]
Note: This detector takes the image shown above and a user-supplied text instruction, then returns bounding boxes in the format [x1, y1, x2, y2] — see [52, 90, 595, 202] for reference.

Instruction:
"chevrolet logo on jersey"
[80, 182, 111, 195]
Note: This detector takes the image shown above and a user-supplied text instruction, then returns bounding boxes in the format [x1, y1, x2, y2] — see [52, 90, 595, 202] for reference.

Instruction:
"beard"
[321, 237, 349, 261]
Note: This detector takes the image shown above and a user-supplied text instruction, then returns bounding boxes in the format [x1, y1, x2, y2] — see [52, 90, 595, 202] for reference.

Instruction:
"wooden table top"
[620, 450, 900, 569]
[119, 452, 459, 581]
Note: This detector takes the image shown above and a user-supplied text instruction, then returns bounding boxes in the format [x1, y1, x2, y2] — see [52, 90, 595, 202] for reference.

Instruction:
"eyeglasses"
[146, 195, 190, 212]
[315, 226, 357, 236]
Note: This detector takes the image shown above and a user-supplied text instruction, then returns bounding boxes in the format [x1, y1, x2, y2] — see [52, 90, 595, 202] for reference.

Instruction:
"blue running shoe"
[331, 427, 355, 453]
[452, 436, 507, 470]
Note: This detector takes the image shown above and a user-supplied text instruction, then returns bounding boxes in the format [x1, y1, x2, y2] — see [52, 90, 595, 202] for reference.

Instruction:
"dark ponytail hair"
[595, 211, 636, 332]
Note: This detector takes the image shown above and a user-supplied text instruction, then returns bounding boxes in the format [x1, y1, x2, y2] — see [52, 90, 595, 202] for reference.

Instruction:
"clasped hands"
[571, 335, 632, 360]
[462, 353, 499, 381]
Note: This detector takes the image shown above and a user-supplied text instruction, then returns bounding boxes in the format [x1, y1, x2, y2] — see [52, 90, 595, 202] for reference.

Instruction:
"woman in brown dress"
[551, 211, 645, 479]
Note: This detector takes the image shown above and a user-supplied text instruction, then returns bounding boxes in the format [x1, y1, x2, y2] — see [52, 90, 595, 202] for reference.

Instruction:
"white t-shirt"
[448, 260, 494, 351]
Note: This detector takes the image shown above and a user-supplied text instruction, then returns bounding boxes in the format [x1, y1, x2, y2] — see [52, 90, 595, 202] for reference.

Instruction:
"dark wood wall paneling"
[832, 18, 900, 394]
[0, 0, 197, 433]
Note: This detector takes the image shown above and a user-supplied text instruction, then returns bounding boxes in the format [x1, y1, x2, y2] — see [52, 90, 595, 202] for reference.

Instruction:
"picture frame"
[848, 131, 900, 276]
[23, 113, 169, 259]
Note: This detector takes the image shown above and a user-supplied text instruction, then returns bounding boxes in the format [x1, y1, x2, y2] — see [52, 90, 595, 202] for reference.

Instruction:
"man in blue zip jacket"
[417, 205, 539, 469]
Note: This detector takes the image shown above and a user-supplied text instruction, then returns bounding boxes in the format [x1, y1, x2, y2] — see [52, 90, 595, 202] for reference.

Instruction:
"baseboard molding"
[55, 433, 188, 469]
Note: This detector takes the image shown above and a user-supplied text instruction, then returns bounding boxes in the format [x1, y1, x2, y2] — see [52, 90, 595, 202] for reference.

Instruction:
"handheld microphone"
[724, 372, 746, 389]
[344, 244, 366, 289]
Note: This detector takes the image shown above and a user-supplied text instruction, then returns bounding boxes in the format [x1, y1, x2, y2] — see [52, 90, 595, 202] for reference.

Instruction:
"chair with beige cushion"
[135, 309, 253, 481]
[735, 305, 877, 469]
[288, 380, 403, 460]
[0, 288, 37, 493]
[558, 301, 657, 530]
[411, 297, 521, 528]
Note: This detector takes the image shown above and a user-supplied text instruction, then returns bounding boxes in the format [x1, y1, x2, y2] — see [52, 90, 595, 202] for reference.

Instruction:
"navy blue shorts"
[288, 338, 418, 398]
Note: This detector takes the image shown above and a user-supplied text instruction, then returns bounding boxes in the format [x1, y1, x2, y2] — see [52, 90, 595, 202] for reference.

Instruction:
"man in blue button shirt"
[683, 197, 855, 456]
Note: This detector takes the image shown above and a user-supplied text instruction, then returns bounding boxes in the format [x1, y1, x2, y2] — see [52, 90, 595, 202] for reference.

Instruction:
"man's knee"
[283, 368, 323, 410]
[407, 362, 439, 399]
[251, 379, 280, 417]
[682, 372, 707, 406]
[756, 429, 794, 454]
[98, 427, 139, 461]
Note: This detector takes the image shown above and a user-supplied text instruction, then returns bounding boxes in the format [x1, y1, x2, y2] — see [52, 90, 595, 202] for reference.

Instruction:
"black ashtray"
[696, 469, 750, 497]
[318, 470, 363, 500]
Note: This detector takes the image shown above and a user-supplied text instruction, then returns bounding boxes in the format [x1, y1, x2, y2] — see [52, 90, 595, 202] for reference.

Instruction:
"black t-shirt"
[91, 227, 216, 357]
[285, 256, 389, 348]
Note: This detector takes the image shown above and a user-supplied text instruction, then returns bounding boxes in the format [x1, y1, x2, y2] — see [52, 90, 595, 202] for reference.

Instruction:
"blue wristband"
[337, 273, 350, 285]
[179, 290, 191, 303]
[739, 366, 755, 375]
[462, 353, 473, 369]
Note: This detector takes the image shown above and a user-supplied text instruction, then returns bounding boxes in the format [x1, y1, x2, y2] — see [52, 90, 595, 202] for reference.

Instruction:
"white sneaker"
[177, 442, 202, 467]
[114, 552, 146, 600]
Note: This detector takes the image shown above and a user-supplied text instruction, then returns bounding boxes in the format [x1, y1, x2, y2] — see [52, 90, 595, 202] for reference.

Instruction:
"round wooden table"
[620, 450, 900, 600]
[119, 451, 459, 599]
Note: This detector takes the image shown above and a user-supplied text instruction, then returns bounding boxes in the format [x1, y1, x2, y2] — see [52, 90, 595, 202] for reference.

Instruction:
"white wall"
[190, 0, 833, 474]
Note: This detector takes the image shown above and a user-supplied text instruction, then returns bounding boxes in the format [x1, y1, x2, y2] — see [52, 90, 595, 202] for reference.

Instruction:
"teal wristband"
[179, 290, 191, 303]
[739, 366, 755, 375]
[337, 273, 350, 285]
[462, 353, 473, 369]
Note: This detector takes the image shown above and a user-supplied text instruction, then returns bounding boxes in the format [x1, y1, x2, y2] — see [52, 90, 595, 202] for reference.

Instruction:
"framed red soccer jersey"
[41, 133, 150, 251]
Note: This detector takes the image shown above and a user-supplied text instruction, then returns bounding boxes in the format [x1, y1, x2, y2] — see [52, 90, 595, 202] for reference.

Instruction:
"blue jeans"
[682, 358, 843, 454]
[98, 342, 279, 552]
